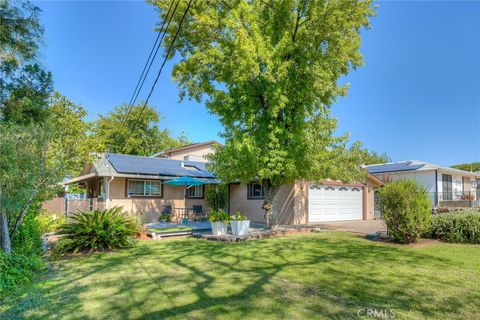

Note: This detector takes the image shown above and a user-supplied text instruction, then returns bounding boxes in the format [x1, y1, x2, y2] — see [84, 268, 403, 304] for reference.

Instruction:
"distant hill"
[451, 162, 480, 172]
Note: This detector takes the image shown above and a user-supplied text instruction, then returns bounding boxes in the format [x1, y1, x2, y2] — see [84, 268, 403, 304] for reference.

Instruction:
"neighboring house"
[59, 141, 384, 224]
[152, 141, 221, 162]
[366, 160, 479, 208]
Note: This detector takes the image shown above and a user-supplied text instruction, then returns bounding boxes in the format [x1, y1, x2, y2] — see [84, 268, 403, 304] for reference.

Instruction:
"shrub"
[0, 252, 44, 299]
[378, 180, 431, 244]
[55, 207, 137, 254]
[159, 213, 172, 222]
[36, 209, 67, 234]
[207, 209, 230, 223]
[230, 211, 248, 221]
[11, 210, 43, 256]
[427, 213, 480, 244]
[205, 184, 228, 211]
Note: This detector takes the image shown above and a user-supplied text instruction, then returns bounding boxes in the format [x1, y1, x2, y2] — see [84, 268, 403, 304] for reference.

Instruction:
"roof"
[366, 160, 479, 177]
[63, 153, 216, 185]
[152, 140, 221, 157]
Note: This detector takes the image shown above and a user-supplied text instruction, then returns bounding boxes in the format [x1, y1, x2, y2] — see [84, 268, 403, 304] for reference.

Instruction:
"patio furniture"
[159, 205, 173, 222]
[192, 205, 207, 221]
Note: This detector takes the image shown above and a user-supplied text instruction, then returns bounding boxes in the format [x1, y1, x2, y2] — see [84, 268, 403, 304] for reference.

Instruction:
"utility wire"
[118, 0, 178, 136]
[121, 0, 193, 152]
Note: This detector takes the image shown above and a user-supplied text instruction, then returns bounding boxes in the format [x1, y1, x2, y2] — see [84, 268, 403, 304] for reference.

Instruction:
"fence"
[42, 197, 106, 217]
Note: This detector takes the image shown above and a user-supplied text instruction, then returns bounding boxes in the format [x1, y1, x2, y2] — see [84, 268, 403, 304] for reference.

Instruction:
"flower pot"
[230, 220, 250, 236]
[211, 222, 228, 235]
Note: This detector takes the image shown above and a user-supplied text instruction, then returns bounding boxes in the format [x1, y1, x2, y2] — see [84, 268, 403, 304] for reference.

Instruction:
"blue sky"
[35, 1, 479, 165]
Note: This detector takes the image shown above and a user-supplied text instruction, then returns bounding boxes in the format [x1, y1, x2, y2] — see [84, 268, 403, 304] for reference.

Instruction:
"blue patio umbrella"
[163, 177, 211, 224]
[163, 176, 210, 187]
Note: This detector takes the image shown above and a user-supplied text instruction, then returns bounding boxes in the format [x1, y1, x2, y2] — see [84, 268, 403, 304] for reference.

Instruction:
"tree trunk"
[1, 207, 12, 254]
[262, 180, 278, 229]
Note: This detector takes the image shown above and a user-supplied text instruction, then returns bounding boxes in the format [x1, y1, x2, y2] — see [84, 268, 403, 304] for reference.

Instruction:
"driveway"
[312, 220, 386, 235]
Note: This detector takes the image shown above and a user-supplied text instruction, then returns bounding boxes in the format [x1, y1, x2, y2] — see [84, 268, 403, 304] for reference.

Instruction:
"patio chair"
[192, 205, 206, 221]
[159, 205, 173, 222]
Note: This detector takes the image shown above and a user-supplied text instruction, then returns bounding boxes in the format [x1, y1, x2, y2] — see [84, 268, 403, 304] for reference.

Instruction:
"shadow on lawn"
[2, 233, 478, 319]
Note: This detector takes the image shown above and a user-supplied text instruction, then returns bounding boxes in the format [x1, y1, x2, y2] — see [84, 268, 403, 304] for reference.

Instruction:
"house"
[366, 160, 479, 208]
[60, 141, 384, 224]
[61, 151, 218, 222]
[152, 141, 220, 162]
[229, 175, 384, 224]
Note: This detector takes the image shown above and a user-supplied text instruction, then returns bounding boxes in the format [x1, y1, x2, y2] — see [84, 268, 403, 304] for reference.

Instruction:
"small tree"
[205, 184, 228, 211]
[378, 180, 431, 244]
[150, 0, 375, 227]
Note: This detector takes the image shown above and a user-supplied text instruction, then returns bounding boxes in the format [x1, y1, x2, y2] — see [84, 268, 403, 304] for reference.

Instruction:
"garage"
[308, 184, 363, 222]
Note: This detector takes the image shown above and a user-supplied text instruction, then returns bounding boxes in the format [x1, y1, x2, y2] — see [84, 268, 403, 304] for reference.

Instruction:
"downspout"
[106, 176, 114, 210]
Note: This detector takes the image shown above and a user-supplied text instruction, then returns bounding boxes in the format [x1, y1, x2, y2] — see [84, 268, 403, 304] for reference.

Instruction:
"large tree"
[91, 103, 189, 156]
[0, 0, 53, 124]
[150, 0, 375, 227]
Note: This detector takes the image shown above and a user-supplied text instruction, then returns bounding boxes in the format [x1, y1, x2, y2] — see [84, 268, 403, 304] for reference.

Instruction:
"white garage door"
[308, 185, 363, 222]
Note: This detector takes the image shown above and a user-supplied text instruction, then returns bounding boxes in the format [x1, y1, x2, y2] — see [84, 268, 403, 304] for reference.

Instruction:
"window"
[247, 183, 265, 199]
[98, 180, 105, 200]
[442, 174, 452, 201]
[186, 185, 203, 198]
[127, 180, 162, 197]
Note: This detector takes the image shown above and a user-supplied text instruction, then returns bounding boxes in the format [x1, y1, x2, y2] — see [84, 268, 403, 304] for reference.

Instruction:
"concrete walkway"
[311, 220, 386, 235]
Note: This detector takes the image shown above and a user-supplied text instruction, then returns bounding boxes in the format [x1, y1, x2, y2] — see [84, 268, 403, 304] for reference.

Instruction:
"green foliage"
[11, 209, 43, 256]
[427, 213, 480, 244]
[204, 184, 228, 211]
[378, 180, 431, 244]
[0, 1, 53, 124]
[55, 207, 137, 254]
[35, 210, 67, 234]
[0, 251, 44, 299]
[47, 92, 102, 175]
[90, 103, 189, 156]
[230, 211, 248, 221]
[451, 162, 480, 172]
[207, 209, 230, 223]
[159, 213, 172, 222]
[150, 0, 375, 227]
[360, 148, 391, 165]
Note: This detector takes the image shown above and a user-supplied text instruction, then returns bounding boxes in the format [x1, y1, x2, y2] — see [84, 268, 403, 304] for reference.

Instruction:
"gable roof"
[152, 140, 221, 157]
[366, 160, 479, 177]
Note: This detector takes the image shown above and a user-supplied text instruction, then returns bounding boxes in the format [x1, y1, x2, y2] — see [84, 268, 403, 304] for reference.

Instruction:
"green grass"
[1, 232, 479, 319]
[149, 226, 194, 233]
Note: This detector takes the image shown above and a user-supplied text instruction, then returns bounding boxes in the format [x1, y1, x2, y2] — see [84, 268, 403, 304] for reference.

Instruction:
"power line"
[118, 0, 178, 136]
[121, 0, 193, 153]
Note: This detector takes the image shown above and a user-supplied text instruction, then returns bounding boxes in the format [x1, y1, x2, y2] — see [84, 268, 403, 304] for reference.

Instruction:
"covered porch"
[61, 173, 219, 223]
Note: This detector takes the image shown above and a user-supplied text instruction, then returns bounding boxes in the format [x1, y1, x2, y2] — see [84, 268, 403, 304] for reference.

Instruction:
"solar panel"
[106, 153, 215, 178]
[366, 161, 425, 174]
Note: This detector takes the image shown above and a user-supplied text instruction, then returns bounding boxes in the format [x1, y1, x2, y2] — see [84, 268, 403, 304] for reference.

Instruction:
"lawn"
[1, 232, 480, 319]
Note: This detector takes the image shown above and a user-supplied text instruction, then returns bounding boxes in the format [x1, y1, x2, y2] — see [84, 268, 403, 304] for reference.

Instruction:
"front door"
[442, 174, 453, 200]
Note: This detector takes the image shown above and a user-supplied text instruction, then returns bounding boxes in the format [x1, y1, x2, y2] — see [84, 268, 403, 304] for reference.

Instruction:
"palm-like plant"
[56, 207, 137, 254]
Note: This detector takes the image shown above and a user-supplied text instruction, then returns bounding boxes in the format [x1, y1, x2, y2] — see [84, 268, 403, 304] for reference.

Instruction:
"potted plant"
[230, 211, 250, 236]
[208, 209, 230, 235]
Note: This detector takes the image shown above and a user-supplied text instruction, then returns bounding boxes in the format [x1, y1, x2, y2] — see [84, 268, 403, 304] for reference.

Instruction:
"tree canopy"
[0, 0, 53, 124]
[451, 162, 480, 173]
[360, 149, 391, 165]
[150, 0, 375, 226]
[90, 103, 189, 156]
